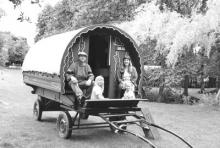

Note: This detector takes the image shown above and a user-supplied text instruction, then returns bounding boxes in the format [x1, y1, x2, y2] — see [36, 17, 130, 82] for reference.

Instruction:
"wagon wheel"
[57, 111, 72, 139]
[33, 98, 43, 121]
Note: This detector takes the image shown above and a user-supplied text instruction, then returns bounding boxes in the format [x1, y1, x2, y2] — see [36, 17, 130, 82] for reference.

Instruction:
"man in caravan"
[66, 51, 94, 105]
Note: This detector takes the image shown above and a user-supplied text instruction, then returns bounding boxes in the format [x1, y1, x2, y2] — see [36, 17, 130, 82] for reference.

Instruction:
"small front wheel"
[57, 111, 72, 139]
[33, 98, 43, 121]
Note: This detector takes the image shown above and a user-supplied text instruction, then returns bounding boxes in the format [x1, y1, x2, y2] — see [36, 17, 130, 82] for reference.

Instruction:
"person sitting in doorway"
[66, 51, 94, 105]
[116, 54, 138, 98]
[91, 76, 106, 100]
[122, 81, 136, 99]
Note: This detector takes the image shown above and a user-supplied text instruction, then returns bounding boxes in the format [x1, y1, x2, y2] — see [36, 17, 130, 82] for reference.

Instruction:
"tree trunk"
[216, 76, 220, 89]
[158, 84, 165, 102]
[200, 64, 205, 93]
[215, 89, 220, 105]
[200, 76, 205, 93]
[183, 75, 189, 96]
[199, 47, 205, 93]
[158, 75, 165, 102]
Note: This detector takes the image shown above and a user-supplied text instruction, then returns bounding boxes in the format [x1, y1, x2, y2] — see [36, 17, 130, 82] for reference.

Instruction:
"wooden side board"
[23, 71, 76, 108]
[35, 87, 75, 107]
[23, 72, 61, 92]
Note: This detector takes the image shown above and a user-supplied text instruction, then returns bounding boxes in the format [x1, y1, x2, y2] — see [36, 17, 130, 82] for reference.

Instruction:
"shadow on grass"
[0, 142, 15, 148]
[41, 117, 57, 123]
[70, 129, 130, 142]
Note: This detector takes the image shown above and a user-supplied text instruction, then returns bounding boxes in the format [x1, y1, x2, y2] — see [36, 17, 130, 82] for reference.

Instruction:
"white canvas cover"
[22, 27, 84, 75]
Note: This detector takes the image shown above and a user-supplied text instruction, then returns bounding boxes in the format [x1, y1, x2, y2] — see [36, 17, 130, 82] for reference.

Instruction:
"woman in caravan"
[117, 54, 138, 98]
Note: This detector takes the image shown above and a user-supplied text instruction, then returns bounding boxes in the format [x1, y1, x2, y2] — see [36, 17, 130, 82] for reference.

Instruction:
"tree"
[35, 0, 147, 41]
[0, 37, 8, 66]
[157, 0, 208, 16]
[119, 0, 220, 66]
[0, 32, 29, 66]
[118, 0, 219, 97]
[205, 41, 220, 89]
[8, 0, 22, 7]
[0, 50, 8, 66]
[0, 8, 6, 18]
[35, 5, 56, 41]
[7, 37, 28, 65]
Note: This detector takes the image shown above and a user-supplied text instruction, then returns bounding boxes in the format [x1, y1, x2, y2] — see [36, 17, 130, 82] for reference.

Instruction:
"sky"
[0, 0, 61, 46]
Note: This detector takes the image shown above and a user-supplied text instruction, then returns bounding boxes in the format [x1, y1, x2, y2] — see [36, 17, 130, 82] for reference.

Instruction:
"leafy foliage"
[119, 0, 220, 67]
[0, 8, 6, 18]
[8, 0, 22, 7]
[0, 50, 8, 66]
[35, 0, 147, 41]
[7, 38, 28, 65]
[157, 0, 208, 15]
[205, 37, 220, 78]
[0, 37, 8, 66]
[0, 32, 29, 66]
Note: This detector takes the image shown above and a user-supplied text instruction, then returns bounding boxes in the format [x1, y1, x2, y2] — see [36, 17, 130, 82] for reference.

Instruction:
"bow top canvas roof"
[22, 27, 85, 74]
[22, 24, 140, 76]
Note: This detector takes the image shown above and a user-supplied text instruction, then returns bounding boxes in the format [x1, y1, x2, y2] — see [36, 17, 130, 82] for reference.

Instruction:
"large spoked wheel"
[33, 98, 43, 121]
[57, 111, 72, 139]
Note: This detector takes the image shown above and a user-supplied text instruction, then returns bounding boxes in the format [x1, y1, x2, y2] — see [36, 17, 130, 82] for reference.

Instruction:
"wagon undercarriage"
[57, 99, 159, 148]
[34, 97, 192, 148]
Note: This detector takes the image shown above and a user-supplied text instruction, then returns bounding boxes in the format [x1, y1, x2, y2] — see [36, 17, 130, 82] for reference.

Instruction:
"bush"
[142, 87, 159, 101]
[162, 88, 183, 103]
[199, 93, 219, 106]
[0, 51, 8, 66]
[142, 86, 183, 103]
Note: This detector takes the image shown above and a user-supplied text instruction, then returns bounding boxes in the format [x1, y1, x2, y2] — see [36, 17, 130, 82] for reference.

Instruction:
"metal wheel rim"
[59, 118, 67, 133]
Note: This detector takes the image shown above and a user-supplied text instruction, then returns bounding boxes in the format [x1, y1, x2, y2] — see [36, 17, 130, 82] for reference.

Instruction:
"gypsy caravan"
[22, 24, 192, 148]
[23, 24, 143, 98]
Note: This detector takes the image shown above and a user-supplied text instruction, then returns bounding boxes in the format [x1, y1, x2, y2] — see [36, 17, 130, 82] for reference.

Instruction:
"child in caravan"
[122, 81, 135, 99]
[91, 76, 105, 100]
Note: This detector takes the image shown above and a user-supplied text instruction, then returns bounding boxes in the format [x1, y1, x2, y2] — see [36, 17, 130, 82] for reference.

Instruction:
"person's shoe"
[75, 95, 82, 107]
[79, 96, 87, 107]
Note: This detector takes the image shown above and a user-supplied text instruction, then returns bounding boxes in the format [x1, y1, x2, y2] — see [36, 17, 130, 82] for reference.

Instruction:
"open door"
[88, 35, 110, 97]
[88, 34, 136, 99]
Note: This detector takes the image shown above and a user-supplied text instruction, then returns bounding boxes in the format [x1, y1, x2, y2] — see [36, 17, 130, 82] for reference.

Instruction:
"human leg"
[68, 81, 83, 96]
[78, 81, 94, 99]
[68, 81, 83, 108]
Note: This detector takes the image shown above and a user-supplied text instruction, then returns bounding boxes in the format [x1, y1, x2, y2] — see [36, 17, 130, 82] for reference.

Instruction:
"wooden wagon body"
[23, 24, 143, 101]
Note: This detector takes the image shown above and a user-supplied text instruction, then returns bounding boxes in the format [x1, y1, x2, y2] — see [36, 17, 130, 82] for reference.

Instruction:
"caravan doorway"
[88, 35, 110, 97]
